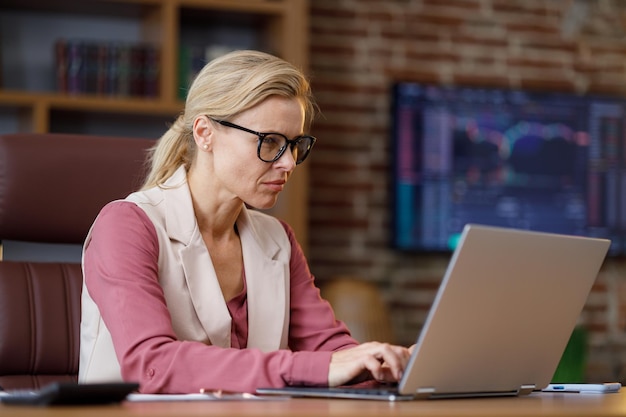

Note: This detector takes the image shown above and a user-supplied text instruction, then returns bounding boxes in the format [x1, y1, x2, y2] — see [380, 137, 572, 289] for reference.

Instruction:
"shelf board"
[0, 91, 183, 116]
[177, 0, 287, 14]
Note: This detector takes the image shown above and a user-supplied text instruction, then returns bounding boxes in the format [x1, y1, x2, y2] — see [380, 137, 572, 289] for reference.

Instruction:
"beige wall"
[307, 0, 626, 383]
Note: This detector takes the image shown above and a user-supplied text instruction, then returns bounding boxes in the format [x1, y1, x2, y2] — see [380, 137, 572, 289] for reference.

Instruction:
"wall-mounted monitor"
[391, 82, 626, 255]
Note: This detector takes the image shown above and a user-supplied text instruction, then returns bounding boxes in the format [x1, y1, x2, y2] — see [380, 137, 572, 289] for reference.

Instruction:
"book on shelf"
[54, 39, 160, 99]
[65, 40, 84, 95]
[143, 45, 160, 98]
[55, 39, 67, 93]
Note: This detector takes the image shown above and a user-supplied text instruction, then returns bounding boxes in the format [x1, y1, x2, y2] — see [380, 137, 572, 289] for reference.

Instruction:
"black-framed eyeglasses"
[209, 117, 316, 165]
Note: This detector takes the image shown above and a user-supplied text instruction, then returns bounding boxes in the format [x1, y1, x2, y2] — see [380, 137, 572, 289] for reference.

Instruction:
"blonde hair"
[141, 50, 316, 189]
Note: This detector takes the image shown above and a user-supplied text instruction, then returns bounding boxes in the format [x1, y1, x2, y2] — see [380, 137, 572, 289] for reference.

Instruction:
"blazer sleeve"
[83, 201, 351, 394]
[281, 220, 359, 353]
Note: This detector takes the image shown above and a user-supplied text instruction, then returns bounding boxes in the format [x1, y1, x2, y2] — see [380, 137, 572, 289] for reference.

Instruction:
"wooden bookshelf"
[0, 0, 310, 246]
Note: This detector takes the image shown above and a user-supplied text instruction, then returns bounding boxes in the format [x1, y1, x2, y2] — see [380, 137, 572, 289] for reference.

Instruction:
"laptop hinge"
[518, 385, 536, 396]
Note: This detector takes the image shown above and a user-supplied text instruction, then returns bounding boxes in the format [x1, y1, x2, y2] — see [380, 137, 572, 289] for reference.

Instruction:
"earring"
[202, 144, 208, 150]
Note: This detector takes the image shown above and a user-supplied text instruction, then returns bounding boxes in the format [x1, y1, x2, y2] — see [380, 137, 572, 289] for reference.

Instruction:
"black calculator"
[0, 381, 139, 406]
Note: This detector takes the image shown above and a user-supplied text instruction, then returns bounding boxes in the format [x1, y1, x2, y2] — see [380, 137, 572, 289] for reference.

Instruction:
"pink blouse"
[83, 201, 358, 393]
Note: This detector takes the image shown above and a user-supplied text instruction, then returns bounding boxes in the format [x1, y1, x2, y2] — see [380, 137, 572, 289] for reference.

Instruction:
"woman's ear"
[192, 115, 213, 151]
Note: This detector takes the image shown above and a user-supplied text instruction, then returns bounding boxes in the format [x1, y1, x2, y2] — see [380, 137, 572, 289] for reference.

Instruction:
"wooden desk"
[1, 391, 626, 417]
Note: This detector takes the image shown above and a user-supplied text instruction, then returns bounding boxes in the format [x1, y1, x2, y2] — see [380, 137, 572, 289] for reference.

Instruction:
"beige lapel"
[238, 208, 289, 352]
[179, 234, 232, 348]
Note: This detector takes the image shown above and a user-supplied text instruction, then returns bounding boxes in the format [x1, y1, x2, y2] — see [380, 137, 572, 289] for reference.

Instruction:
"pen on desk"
[200, 389, 256, 399]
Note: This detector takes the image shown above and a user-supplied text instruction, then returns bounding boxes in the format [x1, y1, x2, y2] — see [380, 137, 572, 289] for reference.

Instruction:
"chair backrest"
[0, 261, 82, 389]
[0, 133, 154, 389]
[320, 277, 395, 344]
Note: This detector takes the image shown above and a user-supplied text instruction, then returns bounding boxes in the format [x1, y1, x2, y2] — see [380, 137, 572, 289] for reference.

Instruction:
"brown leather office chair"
[0, 133, 154, 390]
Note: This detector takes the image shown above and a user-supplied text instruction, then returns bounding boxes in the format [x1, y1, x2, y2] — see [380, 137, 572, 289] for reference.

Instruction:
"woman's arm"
[281, 220, 358, 353]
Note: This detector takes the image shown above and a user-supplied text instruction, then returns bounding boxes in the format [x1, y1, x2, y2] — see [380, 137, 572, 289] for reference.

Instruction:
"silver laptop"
[257, 224, 611, 401]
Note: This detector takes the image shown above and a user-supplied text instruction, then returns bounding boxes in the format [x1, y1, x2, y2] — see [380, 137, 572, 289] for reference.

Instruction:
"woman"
[79, 50, 411, 394]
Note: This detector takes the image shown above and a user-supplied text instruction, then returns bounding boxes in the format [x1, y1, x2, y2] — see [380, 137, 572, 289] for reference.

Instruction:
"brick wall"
[307, 0, 626, 383]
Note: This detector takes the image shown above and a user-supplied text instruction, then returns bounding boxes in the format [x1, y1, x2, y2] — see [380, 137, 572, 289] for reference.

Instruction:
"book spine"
[96, 43, 108, 95]
[129, 45, 144, 97]
[117, 44, 131, 97]
[84, 42, 99, 94]
[177, 45, 191, 100]
[105, 42, 120, 96]
[143, 45, 159, 98]
[66, 40, 85, 95]
[54, 39, 68, 93]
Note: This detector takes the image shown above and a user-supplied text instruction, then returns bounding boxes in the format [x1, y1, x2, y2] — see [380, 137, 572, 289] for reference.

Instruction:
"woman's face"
[202, 96, 306, 209]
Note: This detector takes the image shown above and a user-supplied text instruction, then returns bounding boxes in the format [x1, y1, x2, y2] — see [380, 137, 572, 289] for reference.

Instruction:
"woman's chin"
[245, 197, 279, 211]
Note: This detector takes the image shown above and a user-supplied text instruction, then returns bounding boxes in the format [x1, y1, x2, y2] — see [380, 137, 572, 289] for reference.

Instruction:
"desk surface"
[1, 391, 626, 417]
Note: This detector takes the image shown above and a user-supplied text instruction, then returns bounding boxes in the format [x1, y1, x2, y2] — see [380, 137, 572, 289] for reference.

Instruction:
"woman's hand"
[328, 342, 412, 387]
